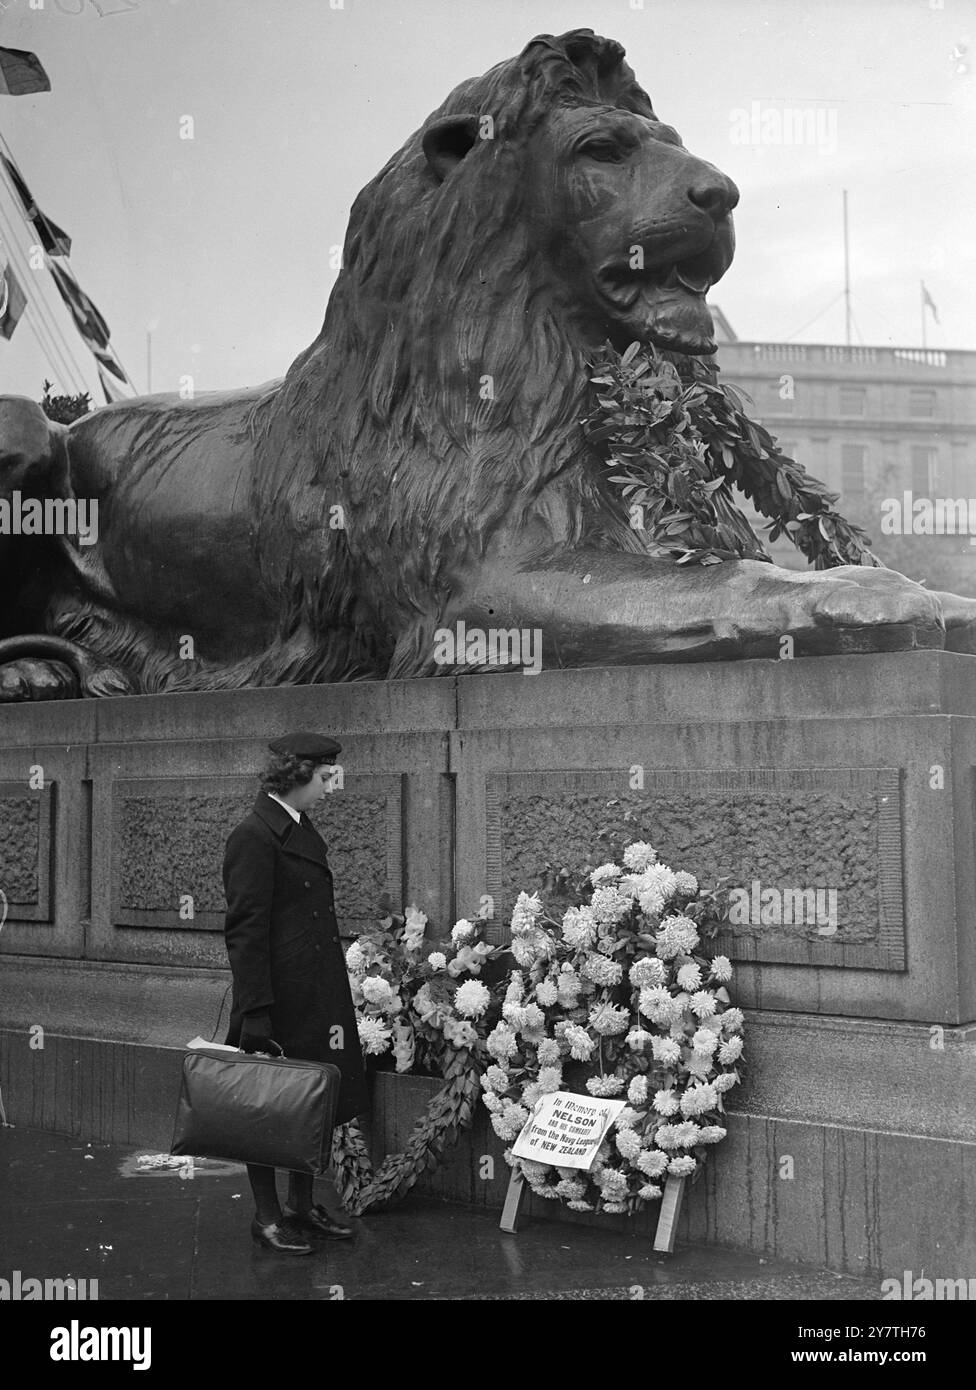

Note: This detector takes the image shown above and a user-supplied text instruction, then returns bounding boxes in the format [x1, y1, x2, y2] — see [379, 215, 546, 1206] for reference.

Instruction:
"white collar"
[266, 791, 301, 824]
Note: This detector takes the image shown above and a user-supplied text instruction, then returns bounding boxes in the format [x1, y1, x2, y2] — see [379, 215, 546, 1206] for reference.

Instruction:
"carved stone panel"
[484, 768, 905, 969]
[111, 775, 403, 935]
[0, 782, 54, 924]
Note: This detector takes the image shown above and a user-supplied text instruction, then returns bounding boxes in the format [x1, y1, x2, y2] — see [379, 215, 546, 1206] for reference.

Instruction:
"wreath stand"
[499, 1168, 687, 1252]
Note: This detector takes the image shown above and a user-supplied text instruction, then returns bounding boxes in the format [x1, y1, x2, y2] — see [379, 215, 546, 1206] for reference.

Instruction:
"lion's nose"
[687, 170, 739, 220]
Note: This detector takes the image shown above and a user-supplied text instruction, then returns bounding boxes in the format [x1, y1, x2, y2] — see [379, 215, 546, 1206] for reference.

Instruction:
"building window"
[839, 386, 866, 416]
[908, 388, 936, 418]
[911, 446, 937, 493]
[841, 444, 866, 495]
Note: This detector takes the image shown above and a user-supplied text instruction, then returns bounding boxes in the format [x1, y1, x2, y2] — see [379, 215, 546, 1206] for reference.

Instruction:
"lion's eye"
[580, 142, 626, 163]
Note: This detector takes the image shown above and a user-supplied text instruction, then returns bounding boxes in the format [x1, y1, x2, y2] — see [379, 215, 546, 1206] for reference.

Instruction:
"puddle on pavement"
[118, 1152, 245, 1180]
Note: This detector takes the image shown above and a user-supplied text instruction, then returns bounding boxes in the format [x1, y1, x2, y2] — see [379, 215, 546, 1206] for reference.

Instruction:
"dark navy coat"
[222, 792, 367, 1126]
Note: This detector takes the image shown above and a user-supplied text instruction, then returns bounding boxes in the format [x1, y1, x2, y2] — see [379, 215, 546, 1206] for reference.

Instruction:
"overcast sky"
[0, 0, 973, 400]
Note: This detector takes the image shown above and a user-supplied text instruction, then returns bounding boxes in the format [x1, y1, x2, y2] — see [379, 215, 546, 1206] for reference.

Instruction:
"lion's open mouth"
[596, 236, 732, 355]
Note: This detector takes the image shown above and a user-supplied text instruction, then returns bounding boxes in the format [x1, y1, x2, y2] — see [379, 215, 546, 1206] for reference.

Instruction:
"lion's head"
[418, 30, 738, 356]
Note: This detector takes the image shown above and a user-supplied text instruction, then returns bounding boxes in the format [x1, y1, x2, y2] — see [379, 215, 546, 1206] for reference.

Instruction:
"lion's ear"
[422, 114, 481, 182]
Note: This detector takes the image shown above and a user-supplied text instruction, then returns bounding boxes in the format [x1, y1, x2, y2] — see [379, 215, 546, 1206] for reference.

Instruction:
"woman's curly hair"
[259, 752, 327, 796]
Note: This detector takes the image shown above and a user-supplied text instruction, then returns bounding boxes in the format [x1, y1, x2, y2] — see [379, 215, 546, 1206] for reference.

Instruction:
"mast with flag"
[921, 281, 939, 348]
[0, 43, 137, 403]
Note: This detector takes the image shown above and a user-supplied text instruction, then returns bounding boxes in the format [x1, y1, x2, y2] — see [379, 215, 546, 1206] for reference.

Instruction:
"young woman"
[223, 730, 368, 1255]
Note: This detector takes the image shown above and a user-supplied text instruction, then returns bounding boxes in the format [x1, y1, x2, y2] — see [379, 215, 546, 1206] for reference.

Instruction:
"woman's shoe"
[250, 1218, 314, 1254]
[282, 1203, 355, 1239]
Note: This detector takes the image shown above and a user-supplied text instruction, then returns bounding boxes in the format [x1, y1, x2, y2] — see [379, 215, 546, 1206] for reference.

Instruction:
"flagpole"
[843, 189, 851, 348]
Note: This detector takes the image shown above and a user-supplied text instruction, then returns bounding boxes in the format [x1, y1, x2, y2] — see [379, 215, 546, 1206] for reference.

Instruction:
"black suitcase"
[171, 1045, 341, 1174]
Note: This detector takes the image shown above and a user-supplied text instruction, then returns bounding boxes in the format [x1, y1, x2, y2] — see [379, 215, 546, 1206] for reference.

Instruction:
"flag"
[0, 155, 71, 257]
[46, 257, 135, 396]
[922, 282, 940, 325]
[97, 361, 135, 404]
[0, 47, 51, 97]
[47, 258, 112, 348]
[0, 259, 27, 340]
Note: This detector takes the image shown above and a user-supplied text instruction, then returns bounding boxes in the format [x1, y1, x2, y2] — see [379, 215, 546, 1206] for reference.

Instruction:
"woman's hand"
[239, 1012, 283, 1056]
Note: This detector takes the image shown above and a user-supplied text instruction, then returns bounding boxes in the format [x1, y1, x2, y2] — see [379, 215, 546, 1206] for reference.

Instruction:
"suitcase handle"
[240, 1038, 286, 1058]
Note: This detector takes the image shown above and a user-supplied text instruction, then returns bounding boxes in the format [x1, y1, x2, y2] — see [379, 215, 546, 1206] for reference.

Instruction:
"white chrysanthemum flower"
[510, 937, 539, 967]
[483, 1065, 510, 1093]
[721, 1007, 745, 1033]
[638, 986, 679, 1027]
[486, 1023, 518, 1061]
[719, 1036, 744, 1064]
[581, 954, 623, 987]
[357, 1016, 392, 1055]
[510, 891, 544, 935]
[454, 978, 491, 1018]
[450, 918, 476, 944]
[520, 1003, 546, 1032]
[629, 957, 666, 988]
[586, 1074, 626, 1097]
[589, 886, 632, 927]
[690, 990, 718, 1020]
[673, 870, 698, 897]
[698, 1126, 728, 1144]
[536, 1037, 561, 1066]
[563, 1024, 595, 1061]
[597, 1168, 630, 1200]
[686, 1052, 714, 1079]
[655, 914, 700, 960]
[535, 979, 558, 1007]
[638, 1183, 663, 1201]
[537, 1066, 563, 1094]
[615, 1107, 641, 1130]
[626, 1027, 653, 1052]
[713, 1070, 739, 1093]
[588, 1002, 631, 1037]
[615, 1128, 642, 1160]
[482, 1092, 502, 1113]
[637, 1149, 670, 1177]
[567, 1199, 595, 1212]
[651, 1036, 682, 1066]
[692, 1028, 719, 1056]
[623, 841, 657, 872]
[560, 905, 597, 950]
[360, 975, 397, 1011]
[653, 1124, 680, 1150]
[345, 941, 367, 975]
[501, 1102, 529, 1131]
[676, 962, 702, 992]
[555, 1178, 588, 1201]
[679, 1083, 718, 1117]
[426, 951, 447, 971]
[504, 972, 524, 1005]
[602, 1201, 629, 1214]
[673, 1120, 701, 1148]
[652, 1088, 680, 1116]
[522, 1082, 543, 1108]
[590, 862, 622, 886]
[668, 1155, 698, 1177]
[627, 1075, 649, 1106]
[709, 955, 733, 982]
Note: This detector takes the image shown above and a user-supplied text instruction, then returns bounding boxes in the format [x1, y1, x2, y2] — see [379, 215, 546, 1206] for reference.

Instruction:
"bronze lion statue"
[0, 28, 973, 700]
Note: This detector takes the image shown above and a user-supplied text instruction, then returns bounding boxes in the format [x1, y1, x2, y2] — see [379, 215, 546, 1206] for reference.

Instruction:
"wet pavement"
[1, 1125, 883, 1301]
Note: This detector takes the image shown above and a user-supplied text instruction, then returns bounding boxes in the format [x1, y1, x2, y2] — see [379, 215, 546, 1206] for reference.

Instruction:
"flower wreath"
[332, 909, 504, 1214]
[480, 841, 744, 1214]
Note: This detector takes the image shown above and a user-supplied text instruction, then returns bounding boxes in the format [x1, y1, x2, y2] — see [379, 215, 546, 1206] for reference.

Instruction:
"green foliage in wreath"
[582, 341, 881, 569]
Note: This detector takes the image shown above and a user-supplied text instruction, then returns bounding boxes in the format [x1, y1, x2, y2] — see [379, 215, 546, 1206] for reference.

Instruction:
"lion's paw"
[0, 658, 79, 702]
